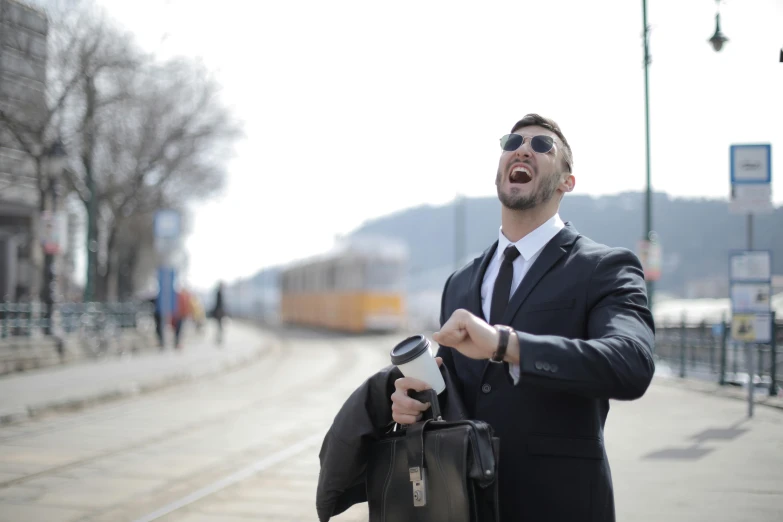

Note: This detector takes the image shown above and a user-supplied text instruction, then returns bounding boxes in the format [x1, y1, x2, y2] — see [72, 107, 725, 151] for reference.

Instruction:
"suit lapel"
[465, 241, 498, 320]
[501, 223, 580, 325]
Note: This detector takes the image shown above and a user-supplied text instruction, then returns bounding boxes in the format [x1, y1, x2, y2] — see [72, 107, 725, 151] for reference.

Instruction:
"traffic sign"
[154, 209, 181, 239]
[637, 239, 662, 281]
[729, 144, 772, 214]
[154, 209, 181, 255]
[729, 250, 772, 282]
[730, 282, 771, 313]
[731, 313, 772, 343]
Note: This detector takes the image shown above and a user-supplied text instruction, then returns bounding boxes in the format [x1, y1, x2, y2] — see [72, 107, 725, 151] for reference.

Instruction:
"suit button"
[481, 384, 492, 394]
[550, 364, 558, 373]
[542, 362, 551, 371]
[535, 361, 543, 370]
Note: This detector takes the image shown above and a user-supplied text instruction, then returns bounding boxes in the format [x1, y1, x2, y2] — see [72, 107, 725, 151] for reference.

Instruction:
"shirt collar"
[497, 213, 565, 261]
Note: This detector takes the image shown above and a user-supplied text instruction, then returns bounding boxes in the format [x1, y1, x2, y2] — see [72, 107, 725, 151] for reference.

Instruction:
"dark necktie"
[490, 245, 521, 326]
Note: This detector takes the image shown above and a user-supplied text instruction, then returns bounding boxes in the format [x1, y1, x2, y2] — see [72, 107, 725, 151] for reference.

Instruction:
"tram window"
[314, 265, 324, 292]
[325, 264, 336, 291]
[305, 267, 315, 292]
[366, 260, 405, 291]
[338, 259, 364, 291]
[336, 262, 350, 291]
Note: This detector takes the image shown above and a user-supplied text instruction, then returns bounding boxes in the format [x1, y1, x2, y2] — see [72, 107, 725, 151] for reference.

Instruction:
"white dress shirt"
[480, 213, 565, 383]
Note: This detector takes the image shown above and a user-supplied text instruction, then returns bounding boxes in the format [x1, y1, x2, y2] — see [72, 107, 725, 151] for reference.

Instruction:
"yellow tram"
[280, 238, 408, 333]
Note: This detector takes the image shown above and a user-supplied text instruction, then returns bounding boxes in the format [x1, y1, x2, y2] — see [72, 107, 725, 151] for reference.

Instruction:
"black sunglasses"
[500, 134, 555, 154]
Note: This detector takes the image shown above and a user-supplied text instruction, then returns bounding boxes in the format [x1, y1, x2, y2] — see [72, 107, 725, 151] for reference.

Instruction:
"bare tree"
[4, 0, 241, 303]
[0, 0, 140, 302]
[87, 57, 241, 300]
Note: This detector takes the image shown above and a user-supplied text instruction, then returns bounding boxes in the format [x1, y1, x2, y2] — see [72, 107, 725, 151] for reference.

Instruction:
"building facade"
[0, 0, 48, 301]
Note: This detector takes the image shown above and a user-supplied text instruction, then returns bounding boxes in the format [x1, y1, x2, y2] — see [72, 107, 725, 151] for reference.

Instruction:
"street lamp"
[42, 138, 67, 335]
[708, 1, 729, 53]
[639, 0, 728, 311]
[641, 0, 654, 309]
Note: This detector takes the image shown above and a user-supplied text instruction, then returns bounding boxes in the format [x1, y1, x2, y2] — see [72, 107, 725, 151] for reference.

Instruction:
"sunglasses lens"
[500, 134, 523, 151]
[531, 135, 554, 153]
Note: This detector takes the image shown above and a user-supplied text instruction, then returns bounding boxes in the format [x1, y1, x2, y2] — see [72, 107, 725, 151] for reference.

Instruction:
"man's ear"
[560, 173, 575, 194]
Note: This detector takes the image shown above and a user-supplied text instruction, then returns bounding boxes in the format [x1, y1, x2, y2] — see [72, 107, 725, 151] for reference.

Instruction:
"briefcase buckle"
[409, 466, 428, 507]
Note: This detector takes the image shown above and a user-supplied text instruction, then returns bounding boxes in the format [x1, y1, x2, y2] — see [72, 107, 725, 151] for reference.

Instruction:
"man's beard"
[495, 168, 561, 211]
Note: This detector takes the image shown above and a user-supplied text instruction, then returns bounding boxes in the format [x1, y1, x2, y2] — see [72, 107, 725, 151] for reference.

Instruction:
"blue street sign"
[156, 266, 176, 316]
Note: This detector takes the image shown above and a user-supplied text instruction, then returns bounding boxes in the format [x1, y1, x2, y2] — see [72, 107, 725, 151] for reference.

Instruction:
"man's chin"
[498, 191, 537, 212]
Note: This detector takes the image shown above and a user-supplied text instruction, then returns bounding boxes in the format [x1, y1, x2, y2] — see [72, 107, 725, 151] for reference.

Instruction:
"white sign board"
[154, 210, 182, 256]
[731, 313, 773, 343]
[731, 145, 771, 182]
[729, 185, 774, 214]
[729, 251, 772, 282]
[730, 283, 771, 313]
[729, 144, 772, 215]
[154, 209, 181, 239]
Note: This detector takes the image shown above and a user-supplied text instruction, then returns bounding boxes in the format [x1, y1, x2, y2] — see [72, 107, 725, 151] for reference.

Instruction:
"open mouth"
[509, 165, 533, 184]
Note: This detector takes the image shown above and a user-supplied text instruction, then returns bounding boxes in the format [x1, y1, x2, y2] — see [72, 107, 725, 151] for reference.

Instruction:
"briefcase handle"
[408, 388, 442, 421]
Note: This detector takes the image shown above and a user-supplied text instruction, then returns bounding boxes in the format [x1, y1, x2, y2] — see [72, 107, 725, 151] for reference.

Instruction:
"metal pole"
[747, 342, 754, 418]
[679, 314, 686, 378]
[770, 312, 778, 397]
[454, 194, 465, 272]
[642, 0, 654, 308]
[719, 314, 728, 385]
[745, 212, 753, 416]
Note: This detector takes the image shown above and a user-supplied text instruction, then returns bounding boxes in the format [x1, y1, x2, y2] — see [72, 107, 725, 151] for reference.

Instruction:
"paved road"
[0, 325, 780, 522]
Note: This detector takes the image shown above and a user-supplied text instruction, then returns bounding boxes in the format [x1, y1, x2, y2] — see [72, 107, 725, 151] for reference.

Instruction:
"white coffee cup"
[390, 335, 445, 395]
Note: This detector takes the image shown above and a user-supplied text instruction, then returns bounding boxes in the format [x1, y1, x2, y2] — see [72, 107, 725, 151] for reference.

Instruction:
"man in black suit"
[391, 114, 655, 521]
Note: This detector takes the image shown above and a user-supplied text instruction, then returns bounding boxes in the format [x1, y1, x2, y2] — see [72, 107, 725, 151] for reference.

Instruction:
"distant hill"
[349, 192, 783, 298]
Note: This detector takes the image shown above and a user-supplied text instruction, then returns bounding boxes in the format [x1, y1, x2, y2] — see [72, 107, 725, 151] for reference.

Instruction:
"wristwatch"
[491, 325, 513, 363]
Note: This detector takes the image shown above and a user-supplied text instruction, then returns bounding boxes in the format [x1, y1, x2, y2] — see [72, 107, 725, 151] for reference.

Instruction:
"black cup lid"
[390, 335, 431, 365]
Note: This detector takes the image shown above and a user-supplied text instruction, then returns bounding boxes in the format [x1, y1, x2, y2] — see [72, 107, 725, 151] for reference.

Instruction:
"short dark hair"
[510, 114, 573, 173]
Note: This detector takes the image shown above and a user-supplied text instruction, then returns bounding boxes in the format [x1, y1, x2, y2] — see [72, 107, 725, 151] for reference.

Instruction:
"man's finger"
[392, 412, 423, 425]
[394, 376, 431, 392]
[391, 390, 430, 412]
[435, 356, 443, 367]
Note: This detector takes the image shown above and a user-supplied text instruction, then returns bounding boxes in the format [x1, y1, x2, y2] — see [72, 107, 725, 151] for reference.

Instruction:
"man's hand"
[391, 357, 442, 425]
[432, 308, 499, 360]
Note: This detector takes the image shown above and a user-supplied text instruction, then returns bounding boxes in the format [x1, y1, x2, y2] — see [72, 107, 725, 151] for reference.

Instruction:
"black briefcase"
[366, 388, 500, 522]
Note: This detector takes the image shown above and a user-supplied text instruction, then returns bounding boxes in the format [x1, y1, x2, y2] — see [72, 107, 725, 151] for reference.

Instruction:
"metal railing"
[654, 313, 780, 397]
[0, 300, 155, 357]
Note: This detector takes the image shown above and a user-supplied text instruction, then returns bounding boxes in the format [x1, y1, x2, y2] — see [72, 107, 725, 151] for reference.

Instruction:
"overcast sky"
[94, 0, 783, 292]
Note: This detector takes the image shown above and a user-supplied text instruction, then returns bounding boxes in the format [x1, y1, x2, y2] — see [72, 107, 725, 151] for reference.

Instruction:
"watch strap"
[491, 326, 512, 363]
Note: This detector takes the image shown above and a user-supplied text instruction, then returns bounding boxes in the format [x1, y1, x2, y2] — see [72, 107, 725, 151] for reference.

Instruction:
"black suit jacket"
[436, 222, 655, 522]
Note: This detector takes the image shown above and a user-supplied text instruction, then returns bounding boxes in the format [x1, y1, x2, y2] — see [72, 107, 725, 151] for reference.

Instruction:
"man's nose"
[514, 138, 534, 158]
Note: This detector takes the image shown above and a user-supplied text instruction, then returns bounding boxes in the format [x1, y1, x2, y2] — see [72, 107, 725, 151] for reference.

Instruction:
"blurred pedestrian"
[148, 295, 164, 348]
[190, 293, 206, 334]
[212, 281, 225, 346]
[172, 287, 193, 349]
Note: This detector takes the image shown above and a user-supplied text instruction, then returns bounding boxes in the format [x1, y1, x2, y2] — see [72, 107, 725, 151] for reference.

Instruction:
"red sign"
[637, 240, 662, 282]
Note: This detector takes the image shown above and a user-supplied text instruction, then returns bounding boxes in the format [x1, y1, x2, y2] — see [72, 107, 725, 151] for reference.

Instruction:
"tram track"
[0, 331, 367, 489]
[0, 327, 395, 522]
[93, 332, 388, 522]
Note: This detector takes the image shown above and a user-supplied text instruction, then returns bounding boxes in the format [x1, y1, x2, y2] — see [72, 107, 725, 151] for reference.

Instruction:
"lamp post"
[454, 194, 465, 272]
[708, 1, 729, 53]
[639, 0, 728, 310]
[41, 139, 67, 335]
[641, 0, 654, 307]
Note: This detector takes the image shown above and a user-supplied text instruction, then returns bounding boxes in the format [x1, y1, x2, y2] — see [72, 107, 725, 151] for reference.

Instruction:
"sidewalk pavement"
[0, 320, 274, 425]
